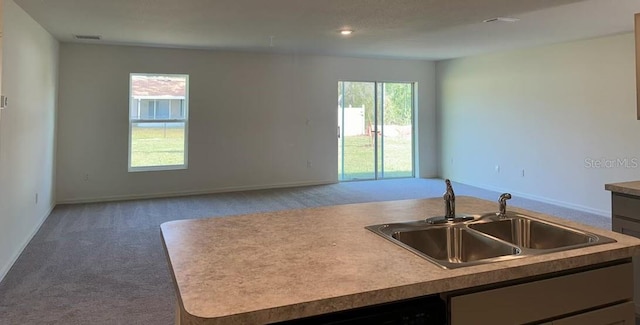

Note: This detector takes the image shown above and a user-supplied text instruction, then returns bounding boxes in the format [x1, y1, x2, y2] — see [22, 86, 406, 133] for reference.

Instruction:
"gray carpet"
[0, 178, 613, 324]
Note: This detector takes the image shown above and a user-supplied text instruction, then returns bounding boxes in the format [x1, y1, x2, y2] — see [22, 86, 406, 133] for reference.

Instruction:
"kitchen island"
[161, 196, 640, 324]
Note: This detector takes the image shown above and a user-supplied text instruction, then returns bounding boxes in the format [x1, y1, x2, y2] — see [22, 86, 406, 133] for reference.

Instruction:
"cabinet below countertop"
[447, 262, 633, 325]
[607, 182, 640, 316]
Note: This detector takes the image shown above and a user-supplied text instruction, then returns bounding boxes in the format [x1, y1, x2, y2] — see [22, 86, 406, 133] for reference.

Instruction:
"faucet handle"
[498, 193, 512, 216]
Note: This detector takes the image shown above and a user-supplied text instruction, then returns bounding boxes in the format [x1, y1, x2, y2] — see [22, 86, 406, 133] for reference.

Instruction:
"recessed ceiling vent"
[73, 34, 102, 40]
[483, 17, 520, 23]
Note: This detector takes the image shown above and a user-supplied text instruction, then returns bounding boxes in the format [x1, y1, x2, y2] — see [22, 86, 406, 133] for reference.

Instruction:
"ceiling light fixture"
[340, 29, 353, 36]
[483, 17, 520, 23]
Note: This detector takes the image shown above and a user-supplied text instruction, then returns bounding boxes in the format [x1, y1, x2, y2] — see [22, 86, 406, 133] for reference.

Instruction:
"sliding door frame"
[338, 80, 416, 181]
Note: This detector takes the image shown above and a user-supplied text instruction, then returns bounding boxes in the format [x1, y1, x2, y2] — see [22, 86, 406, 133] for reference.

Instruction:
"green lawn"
[130, 125, 185, 167]
[339, 135, 413, 180]
[131, 126, 413, 179]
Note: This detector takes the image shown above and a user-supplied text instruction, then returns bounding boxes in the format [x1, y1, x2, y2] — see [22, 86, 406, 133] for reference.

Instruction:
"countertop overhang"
[606, 180, 640, 196]
[160, 196, 640, 324]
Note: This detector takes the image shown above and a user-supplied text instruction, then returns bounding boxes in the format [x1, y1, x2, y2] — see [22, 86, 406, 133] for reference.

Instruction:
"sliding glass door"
[338, 81, 414, 181]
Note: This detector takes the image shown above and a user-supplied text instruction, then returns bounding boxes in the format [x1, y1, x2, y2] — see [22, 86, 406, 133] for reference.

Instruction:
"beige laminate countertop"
[160, 196, 640, 324]
[605, 181, 640, 196]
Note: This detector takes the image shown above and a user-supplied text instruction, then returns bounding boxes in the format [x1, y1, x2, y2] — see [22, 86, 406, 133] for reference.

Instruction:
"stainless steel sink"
[366, 212, 616, 269]
[388, 225, 521, 269]
[468, 213, 614, 251]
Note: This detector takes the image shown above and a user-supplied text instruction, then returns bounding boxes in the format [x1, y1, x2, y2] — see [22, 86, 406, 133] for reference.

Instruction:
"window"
[129, 74, 189, 171]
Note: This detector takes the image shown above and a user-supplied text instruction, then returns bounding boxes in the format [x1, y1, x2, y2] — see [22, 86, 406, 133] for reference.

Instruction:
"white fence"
[338, 106, 365, 136]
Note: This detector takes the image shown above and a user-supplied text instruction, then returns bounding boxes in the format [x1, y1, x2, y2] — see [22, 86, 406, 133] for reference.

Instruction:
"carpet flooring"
[0, 178, 615, 324]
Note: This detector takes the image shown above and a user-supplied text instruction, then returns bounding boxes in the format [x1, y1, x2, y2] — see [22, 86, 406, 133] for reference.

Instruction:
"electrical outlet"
[83, 173, 89, 181]
[307, 160, 312, 168]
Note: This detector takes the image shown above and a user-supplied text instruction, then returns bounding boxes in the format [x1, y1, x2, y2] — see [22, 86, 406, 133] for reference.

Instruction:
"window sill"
[128, 165, 188, 173]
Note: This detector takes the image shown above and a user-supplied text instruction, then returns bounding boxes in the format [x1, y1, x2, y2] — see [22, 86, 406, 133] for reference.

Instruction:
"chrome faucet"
[426, 179, 473, 224]
[498, 193, 512, 216]
[444, 179, 455, 221]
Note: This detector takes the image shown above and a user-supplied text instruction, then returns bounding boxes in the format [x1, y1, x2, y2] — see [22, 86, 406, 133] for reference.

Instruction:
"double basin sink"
[366, 212, 616, 269]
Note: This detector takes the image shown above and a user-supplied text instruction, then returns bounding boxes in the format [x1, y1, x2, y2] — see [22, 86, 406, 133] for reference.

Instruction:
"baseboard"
[0, 203, 55, 284]
[463, 182, 610, 217]
[57, 180, 338, 204]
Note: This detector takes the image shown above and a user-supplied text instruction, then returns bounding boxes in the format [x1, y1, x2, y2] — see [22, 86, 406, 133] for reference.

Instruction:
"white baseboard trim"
[0, 203, 55, 284]
[463, 182, 610, 217]
[57, 180, 338, 205]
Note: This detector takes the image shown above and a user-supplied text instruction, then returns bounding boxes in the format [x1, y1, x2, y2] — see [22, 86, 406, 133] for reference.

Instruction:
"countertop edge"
[605, 181, 640, 196]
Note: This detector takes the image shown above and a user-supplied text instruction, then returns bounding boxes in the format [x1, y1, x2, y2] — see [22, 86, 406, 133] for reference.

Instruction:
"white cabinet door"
[552, 301, 634, 325]
[449, 263, 633, 325]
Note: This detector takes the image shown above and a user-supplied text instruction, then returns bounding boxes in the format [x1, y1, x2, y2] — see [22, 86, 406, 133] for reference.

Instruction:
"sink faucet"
[444, 179, 455, 221]
[426, 179, 473, 224]
[498, 193, 512, 216]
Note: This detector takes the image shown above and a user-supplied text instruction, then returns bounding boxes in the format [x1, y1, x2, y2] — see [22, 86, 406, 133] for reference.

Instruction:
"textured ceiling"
[13, 0, 640, 60]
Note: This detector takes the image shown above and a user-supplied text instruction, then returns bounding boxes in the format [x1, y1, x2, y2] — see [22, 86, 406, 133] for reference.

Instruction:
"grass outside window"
[130, 124, 186, 168]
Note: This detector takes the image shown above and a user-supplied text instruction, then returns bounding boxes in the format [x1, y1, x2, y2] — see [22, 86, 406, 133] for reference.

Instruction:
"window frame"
[128, 73, 189, 172]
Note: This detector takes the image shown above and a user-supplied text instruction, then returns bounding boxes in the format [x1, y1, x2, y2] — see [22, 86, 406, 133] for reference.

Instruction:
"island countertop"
[160, 196, 640, 324]
[605, 180, 640, 196]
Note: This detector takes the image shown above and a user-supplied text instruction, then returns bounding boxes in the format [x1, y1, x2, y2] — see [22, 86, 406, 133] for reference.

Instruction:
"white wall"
[437, 33, 638, 216]
[0, 0, 58, 281]
[57, 44, 436, 202]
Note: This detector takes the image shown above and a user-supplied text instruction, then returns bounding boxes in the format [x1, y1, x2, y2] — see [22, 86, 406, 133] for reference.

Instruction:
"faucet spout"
[426, 179, 474, 224]
[444, 179, 455, 221]
[498, 193, 512, 216]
